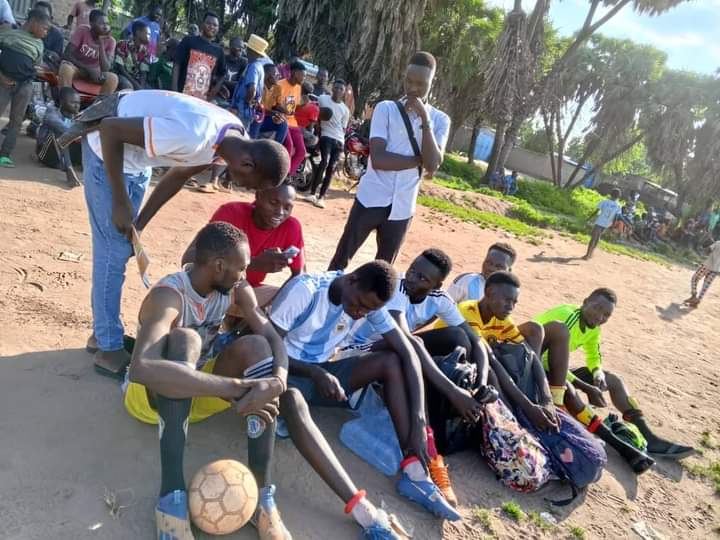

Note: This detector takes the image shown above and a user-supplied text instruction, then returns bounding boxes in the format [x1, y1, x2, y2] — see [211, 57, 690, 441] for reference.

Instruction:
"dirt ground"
[1, 136, 719, 540]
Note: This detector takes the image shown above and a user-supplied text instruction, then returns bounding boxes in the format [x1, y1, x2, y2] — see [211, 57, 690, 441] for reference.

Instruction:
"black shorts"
[571, 366, 594, 384]
[288, 355, 369, 409]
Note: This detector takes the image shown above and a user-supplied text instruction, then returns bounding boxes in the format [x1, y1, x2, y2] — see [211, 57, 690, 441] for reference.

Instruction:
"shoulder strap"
[394, 100, 423, 178]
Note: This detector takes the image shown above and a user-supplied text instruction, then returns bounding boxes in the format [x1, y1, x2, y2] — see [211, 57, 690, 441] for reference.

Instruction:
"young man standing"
[277, 61, 307, 178]
[172, 12, 226, 101]
[36, 87, 82, 187]
[59, 9, 118, 95]
[0, 9, 50, 168]
[313, 68, 329, 96]
[126, 222, 292, 540]
[122, 4, 163, 58]
[73, 90, 289, 380]
[584, 188, 622, 260]
[270, 262, 461, 535]
[535, 289, 694, 463]
[329, 51, 450, 270]
[305, 79, 350, 209]
[225, 36, 248, 88]
[344, 249, 497, 506]
[231, 34, 269, 129]
[447, 242, 517, 304]
[182, 181, 305, 303]
[113, 19, 151, 90]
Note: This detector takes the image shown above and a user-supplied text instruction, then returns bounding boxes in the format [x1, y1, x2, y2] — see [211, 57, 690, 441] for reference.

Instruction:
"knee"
[604, 370, 621, 390]
[167, 327, 202, 364]
[544, 322, 569, 348]
[380, 352, 403, 379]
[280, 387, 310, 419]
[227, 334, 271, 363]
[520, 321, 544, 346]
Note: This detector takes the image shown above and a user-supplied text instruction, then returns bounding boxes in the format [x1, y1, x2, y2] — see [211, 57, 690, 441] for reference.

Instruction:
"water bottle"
[339, 389, 402, 476]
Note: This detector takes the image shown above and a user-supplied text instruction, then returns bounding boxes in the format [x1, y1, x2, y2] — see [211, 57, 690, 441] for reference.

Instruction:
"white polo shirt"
[356, 99, 450, 221]
[86, 90, 247, 174]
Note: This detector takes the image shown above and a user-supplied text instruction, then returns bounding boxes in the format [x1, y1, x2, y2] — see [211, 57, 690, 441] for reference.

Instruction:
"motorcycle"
[343, 122, 369, 189]
[35, 64, 102, 108]
[292, 128, 320, 192]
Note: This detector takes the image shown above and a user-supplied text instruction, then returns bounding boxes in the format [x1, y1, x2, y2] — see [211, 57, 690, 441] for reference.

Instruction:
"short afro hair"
[610, 188, 622, 199]
[248, 139, 291, 189]
[409, 51, 436, 72]
[27, 8, 51, 23]
[588, 287, 617, 304]
[488, 242, 517, 264]
[351, 261, 398, 303]
[485, 271, 520, 290]
[33, 1, 52, 15]
[203, 11, 219, 22]
[195, 222, 248, 265]
[421, 248, 452, 280]
[131, 19, 149, 35]
[290, 60, 306, 73]
[263, 63, 277, 74]
[301, 81, 314, 95]
[89, 8, 106, 23]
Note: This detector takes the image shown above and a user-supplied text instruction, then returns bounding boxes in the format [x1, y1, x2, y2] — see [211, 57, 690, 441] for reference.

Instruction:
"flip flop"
[86, 334, 135, 354]
[649, 445, 696, 460]
[93, 362, 129, 381]
[196, 184, 217, 193]
[184, 178, 199, 188]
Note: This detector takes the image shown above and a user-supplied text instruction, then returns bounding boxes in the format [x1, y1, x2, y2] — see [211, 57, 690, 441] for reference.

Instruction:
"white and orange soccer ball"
[188, 459, 259, 535]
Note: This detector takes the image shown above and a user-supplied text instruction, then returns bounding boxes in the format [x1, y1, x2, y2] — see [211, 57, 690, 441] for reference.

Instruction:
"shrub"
[439, 153, 486, 186]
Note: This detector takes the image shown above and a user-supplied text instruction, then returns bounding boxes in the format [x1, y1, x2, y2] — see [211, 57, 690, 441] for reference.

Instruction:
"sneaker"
[302, 194, 317, 204]
[312, 197, 326, 209]
[253, 485, 292, 540]
[396, 472, 461, 521]
[428, 456, 458, 507]
[361, 509, 409, 539]
[156, 490, 194, 540]
[0, 156, 15, 167]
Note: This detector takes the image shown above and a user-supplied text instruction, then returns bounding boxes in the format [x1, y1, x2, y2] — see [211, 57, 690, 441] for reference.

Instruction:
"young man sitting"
[182, 181, 305, 306]
[126, 222, 291, 540]
[36, 87, 82, 187]
[447, 242, 517, 304]
[270, 262, 461, 539]
[113, 18, 151, 90]
[59, 9, 118, 95]
[535, 289, 694, 464]
[343, 249, 498, 506]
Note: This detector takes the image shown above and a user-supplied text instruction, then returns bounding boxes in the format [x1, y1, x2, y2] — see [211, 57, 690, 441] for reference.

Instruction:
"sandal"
[196, 183, 217, 193]
[184, 178, 199, 188]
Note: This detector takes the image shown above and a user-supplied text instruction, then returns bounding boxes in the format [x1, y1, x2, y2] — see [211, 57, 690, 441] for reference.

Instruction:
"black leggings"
[416, 326, 473, 358]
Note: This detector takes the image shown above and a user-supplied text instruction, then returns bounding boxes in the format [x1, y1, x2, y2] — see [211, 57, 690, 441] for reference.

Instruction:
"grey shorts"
[288, 355, 369, 409]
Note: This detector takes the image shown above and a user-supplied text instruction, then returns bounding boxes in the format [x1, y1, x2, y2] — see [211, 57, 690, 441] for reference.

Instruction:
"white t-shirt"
[269, 272, 396, 363]
[356, 99, 450, 221]
[0, 0, 16, 25]
[704, 241, 720, 272]
[595, 199, 622, 228]
[344, 274, 464, 348]
[447, 272, 485, 304]
[87, 90, 247, 174]
[318, 94, 350, 143]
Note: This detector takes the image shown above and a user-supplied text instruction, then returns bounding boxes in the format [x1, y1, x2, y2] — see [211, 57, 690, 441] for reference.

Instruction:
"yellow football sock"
[576, 406, 594, 427]
[550, 385, 566, 407]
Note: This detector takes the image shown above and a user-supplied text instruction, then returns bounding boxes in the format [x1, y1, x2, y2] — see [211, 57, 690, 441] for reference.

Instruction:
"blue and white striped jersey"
[447, 272, 486, 304]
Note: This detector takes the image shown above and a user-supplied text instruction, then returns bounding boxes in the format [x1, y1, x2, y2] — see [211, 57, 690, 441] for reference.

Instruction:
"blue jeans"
[250, 115, 288, 142]
[82, 138, 150, 351]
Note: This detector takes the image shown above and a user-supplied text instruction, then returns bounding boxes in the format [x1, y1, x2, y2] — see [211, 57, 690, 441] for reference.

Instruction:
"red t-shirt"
[210, 202, 305, 287]
[70, 25, 116, 71]
[295, 102, 320, 129]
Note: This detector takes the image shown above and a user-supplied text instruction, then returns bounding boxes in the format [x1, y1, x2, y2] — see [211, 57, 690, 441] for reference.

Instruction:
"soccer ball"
[188, 459, 259, 535]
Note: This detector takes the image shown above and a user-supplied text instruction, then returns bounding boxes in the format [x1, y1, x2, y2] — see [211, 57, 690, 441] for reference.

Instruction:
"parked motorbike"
[343, 122, 369, 189]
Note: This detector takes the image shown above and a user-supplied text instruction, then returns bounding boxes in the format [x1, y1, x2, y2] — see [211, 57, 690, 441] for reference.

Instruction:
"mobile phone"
[283, 246, 300, 259]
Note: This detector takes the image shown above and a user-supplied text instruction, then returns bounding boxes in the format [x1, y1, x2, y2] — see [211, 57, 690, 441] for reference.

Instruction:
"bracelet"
[344, 490, 367, 514]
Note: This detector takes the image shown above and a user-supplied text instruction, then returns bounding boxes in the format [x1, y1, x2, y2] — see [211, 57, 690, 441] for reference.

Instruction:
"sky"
[487, 0, 720, 74]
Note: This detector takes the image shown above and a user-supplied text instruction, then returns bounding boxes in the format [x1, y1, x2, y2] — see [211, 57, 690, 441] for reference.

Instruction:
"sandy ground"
[1, 136, 719, 540]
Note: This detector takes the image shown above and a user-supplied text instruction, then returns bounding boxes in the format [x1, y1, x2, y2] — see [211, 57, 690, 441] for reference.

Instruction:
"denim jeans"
[81, 138, 150, 351]
[250, 115, 288, 142]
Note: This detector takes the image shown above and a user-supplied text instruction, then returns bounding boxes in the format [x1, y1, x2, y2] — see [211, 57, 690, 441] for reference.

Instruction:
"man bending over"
[127, 222, 291, 539]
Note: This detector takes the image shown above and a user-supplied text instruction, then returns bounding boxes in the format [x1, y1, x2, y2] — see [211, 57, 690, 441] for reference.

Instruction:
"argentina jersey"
[344, 274, 465, 349]
[447, 272, 485, 304]
[269, 271, 396, 363]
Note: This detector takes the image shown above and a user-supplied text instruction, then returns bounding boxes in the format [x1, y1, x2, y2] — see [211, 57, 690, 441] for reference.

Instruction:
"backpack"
[492, 342, 607, 504]
[480, 399, 553, 493]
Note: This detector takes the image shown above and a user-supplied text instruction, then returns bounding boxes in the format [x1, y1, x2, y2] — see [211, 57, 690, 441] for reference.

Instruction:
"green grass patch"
[418, 195, 544, 239]
[439, 153, 487, 185]
[701, 431, 718, 450]
[501, 501, 525, 522]
[685, 460, 720, 493]
[569, 525, 587, 539]
[473, 507, 495, 533]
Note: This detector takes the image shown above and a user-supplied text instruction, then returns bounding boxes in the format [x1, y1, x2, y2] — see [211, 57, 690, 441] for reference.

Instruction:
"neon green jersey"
[534, 304, 602, 382]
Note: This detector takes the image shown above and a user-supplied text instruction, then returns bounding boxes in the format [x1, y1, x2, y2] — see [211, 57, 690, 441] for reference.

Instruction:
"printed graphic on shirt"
[183, 49, 217, 99]
[283, 94, 297, 116]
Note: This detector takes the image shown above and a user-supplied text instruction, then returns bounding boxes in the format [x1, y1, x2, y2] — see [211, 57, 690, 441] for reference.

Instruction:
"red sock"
[426, 427, 438, 459]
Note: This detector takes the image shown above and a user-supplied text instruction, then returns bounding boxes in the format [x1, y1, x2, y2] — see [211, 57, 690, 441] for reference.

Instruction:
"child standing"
[584, 188, 622, 260]
[685, 239, 720, 307]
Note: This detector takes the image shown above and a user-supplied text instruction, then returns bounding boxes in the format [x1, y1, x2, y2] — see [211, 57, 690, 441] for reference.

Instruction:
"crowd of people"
[0, 2, 702, 539]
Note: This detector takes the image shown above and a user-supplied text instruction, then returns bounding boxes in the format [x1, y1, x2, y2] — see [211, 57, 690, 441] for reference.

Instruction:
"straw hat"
[246, 34, 269, 57]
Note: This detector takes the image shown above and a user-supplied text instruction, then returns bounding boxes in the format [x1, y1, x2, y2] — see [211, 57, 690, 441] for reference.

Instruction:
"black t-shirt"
[175, 35, 227, 99]
[43, 25, 64, 57]
[226, 54, 247, 81]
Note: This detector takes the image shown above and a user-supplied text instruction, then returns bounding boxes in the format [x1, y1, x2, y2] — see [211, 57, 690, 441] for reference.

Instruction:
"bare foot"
[66, 167, 81, 188]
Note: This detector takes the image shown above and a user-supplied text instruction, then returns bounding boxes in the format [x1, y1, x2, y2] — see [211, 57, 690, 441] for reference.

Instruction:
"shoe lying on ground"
[0, 156, 15, 167]
[629, 453, 656, 475]
[429, 455, 458, 507]
[156, 490, 195, 540]
[252, 485, 292, 540]
[396, 472, 461, 521]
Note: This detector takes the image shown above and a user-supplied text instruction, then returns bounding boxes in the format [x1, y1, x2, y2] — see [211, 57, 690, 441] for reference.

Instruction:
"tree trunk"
[496, 116, 522, 174]
[447, 122, 461, 154]
[468, 124, 480, 164]
[103, 0, 111, 13]
[484, 121, 507, 181]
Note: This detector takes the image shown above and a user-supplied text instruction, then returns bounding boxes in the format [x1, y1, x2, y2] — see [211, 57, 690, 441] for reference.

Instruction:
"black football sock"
[623, 408, 694, 454]
[248, 418, 276, 489]
[588, 416, 655, 474]
[157, 394, 191, 497]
